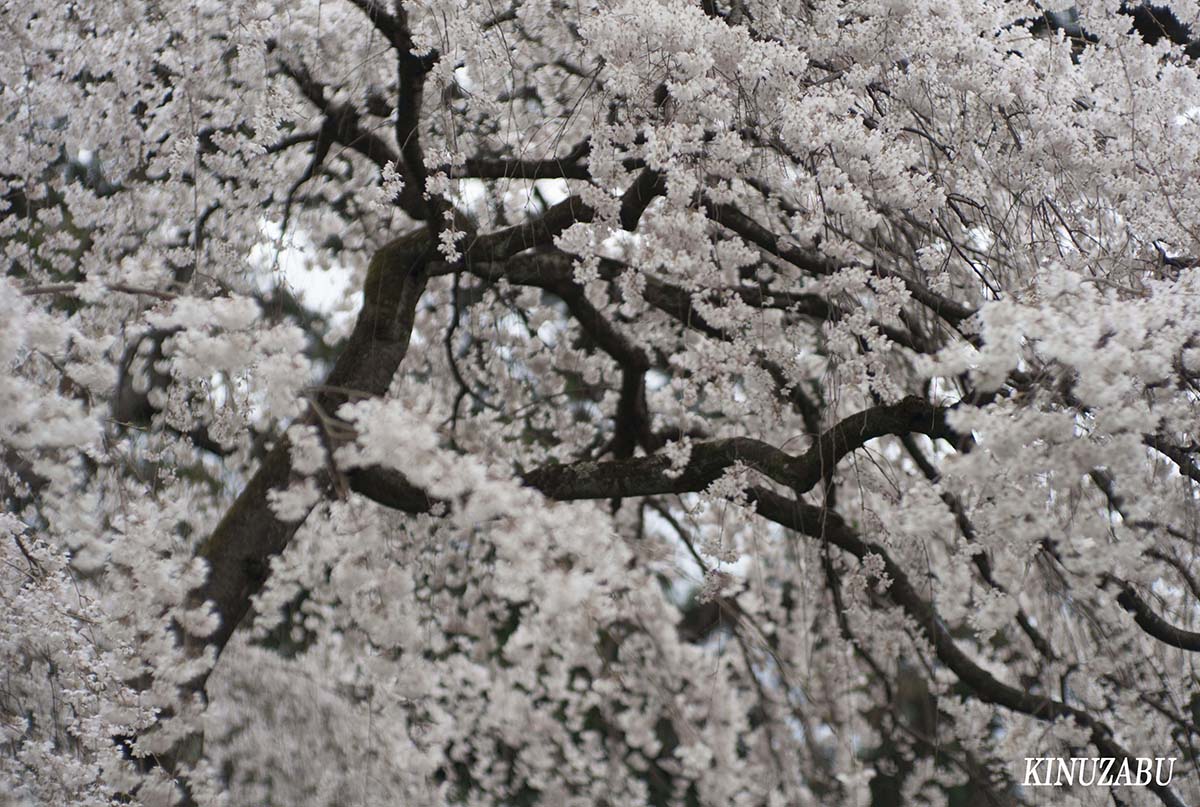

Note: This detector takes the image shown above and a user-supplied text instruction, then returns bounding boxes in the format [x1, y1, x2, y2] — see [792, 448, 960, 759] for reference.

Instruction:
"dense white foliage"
[2, 1, 1200, 805]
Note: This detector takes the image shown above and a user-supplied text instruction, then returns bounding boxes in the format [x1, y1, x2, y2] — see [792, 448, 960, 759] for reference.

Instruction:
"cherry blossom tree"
[3, 1, 1200, 805]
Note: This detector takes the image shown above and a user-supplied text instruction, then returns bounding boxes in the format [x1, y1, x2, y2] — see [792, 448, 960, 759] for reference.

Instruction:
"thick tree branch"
[464, 196, 596, 262]
[1115, 585, 1200, 653]
[344, 398, 960, 513]
[190, 230, 435, 669]
[1145, 434, 1200, 486]
[619, 168, 665, 230]
[393, 1, 437, 224]
[344, 0, 439, 71]
[523, 435, 797, 499]
[462, 167, 666, 261]
[346, 465, 440, 513]
[444, 155, 592, 181]
[610, 367, 654, 458]
[275, 58, 403, 175]
[520, 396, 960, 500]
[274, 39, 433, 221]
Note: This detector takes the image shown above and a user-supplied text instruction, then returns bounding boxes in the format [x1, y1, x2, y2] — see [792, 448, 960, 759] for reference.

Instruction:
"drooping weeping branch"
[334, 397, 1188, 807]
[746, 488, 1190, 807]
[701, 198, 977, 329]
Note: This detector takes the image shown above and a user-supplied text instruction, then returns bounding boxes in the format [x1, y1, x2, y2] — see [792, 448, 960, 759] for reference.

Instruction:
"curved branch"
[1089, 470, 1200, 651]
[522, 435, 797, 499]
[520, 396, 961, 500]
[619, 168, 665, 230]
[275, 57, 403, 174]
[1116, 586, 1200, 653]
[347, 398, 961, 511]
[344, 0, 439, 71]
[1145, 434, 1200, 486]
[462, 167, 667, 261]
[465, 196, 596, 262]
